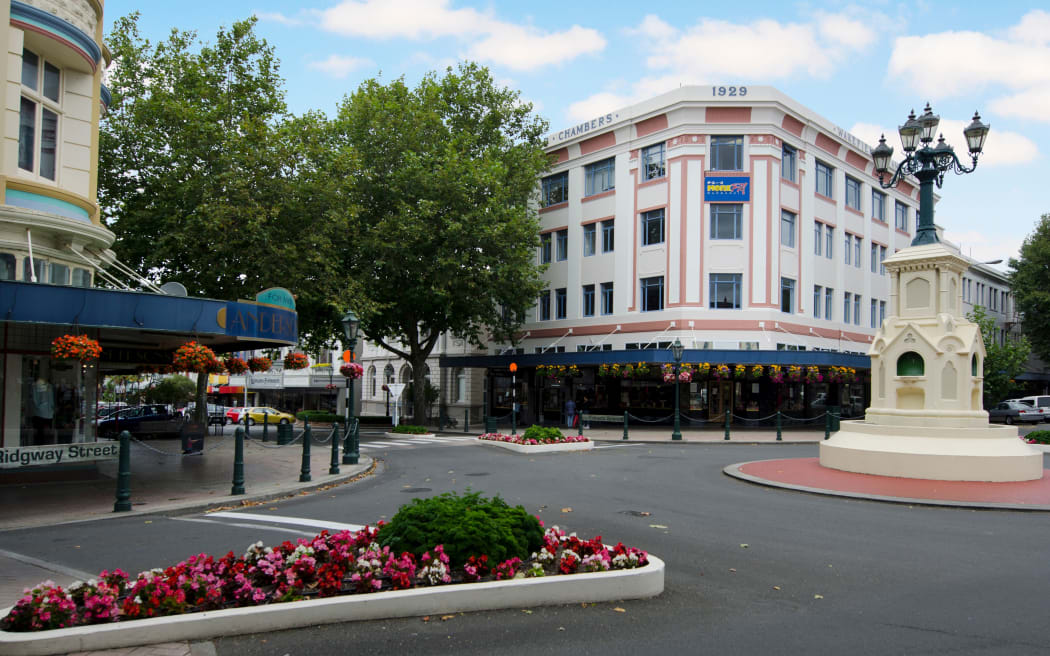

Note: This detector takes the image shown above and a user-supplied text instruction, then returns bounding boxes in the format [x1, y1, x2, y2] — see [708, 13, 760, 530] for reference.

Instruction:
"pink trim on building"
[815, 133, 840, 156]
[581, 215, 614, 226]
[540, 225, 569, 235]
[582, 189, 616, 203]
[551, 148, 569, 164]
[635, 114, 668, 138]
[706, 107, 752, 123]
[539, 202, 568, 214]
[845, 206, 864, 218]
[781, 114, 805, 137]
[580, 131, 616, 155]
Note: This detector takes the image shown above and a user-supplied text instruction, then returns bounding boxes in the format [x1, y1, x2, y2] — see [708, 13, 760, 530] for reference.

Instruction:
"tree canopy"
[1009, 213, 1050, 364]
[967, 305, 1029, 407]
[331, 63, 551, 421]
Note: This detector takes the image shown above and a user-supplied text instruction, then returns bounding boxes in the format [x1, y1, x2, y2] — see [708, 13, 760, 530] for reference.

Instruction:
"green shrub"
[521, 425, 564, 443]
[1026, 430, 1050, 444]
[391, 424, 429, 434]
[296, 411, 344, 424]
[378, 491, 543, 566]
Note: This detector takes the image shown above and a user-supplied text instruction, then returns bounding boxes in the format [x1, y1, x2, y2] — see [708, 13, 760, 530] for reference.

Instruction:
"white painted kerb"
[474, 438, 595, 453]
[0, 556, 663, 656]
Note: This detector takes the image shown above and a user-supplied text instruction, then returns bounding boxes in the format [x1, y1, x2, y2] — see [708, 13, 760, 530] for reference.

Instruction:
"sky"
[103, 0, 1050, 268]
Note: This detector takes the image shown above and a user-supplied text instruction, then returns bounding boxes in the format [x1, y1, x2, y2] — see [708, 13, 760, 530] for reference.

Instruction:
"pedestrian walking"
[564, 397, 576, 429]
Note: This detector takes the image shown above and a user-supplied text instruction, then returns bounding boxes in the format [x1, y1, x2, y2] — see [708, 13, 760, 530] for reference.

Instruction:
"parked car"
[226, 407, 246, 424]
[988, 401, 1044, 425]
[97, 404, 183, 438]
[240, 407, 295, 426]
[186, 403, 228, 426]
[1015, 395, 1050, 422]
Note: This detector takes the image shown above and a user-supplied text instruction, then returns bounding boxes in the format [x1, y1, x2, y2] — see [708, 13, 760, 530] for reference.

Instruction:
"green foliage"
[967, 305, 1030, 407]
[391, 424, 429, 434]
[1025, 430, 1050, 445]
[296, 411, 344, 424]
[1009, 214, 1050, 363]
[331, 62, 551, 425]
[378, 491, 543, 566]
[521, 425, 565, 442]
[143, 375, 196, 405]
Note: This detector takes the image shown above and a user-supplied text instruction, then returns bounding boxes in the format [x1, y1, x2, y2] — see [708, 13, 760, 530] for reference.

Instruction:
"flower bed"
[0, 525, 660, 654]
[477, 433, 593, 453]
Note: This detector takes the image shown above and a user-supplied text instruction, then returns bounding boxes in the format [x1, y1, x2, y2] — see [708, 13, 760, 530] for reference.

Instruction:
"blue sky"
[104, 1, 1050, 267]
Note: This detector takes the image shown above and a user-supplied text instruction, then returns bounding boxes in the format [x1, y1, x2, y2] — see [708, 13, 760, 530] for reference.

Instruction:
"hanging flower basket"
[203, 358, 225, 375]
[768, 365, 784, 384]
[598, 363, 622, 378]
[248, 357, 272, 373]
[678, 370, 692, 383]
[633, 362, 651, 378]
[172, 341, 217, 373]
[787, 365, 802, 383]
[340, 363, 363, 379]
[804, 366, 823, 384]
[696, 363, 711, 379]
[224, 357, 249, 375]
[284, 353, 310, 370]
[621, 364, 635, 379]
[567, 365, 581, 378]
[713, 364, 731, 381]
[50, 334, 101, 363]
[733, 364, 747, 379]
[749, 365, 764, 380]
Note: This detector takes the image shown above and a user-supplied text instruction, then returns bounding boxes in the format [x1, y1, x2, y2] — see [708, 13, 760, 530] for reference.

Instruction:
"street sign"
[387, 383, 407, 398]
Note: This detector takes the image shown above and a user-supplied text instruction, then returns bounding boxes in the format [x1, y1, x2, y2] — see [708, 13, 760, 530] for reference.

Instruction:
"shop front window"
[20, 355, 97, 446]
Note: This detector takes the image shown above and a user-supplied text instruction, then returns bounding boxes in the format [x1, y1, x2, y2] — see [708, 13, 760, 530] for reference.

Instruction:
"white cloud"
[468, 25, 605, 71]
[313, 0, 604, 71]
[989, 88, 1050, 123]
[942, 229, 1020, 265]
[848, 119, 1038, 168]
[626, 14, 676, 41]
[255, 11, 303, 26]
[815, 11, 877, 50]
[1009, 9, 1050, 44]
[567, 92, 636, 123]
[309, 55, 374, 79]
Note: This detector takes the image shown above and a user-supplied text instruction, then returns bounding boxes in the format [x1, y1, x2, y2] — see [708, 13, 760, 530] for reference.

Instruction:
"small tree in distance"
[967, 305, 1029, 408]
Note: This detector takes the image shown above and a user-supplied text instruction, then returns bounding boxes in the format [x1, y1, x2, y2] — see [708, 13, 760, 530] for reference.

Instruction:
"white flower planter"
[475, 437, 595, 453]
[383, 432, 436, 439]
[0, 556, 663, 656]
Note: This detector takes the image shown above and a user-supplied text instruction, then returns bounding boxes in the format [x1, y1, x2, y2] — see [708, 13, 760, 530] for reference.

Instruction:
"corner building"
[445, 86, 930, 427]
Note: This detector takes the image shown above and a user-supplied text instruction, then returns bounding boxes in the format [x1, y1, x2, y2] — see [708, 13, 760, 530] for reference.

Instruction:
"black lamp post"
[670, 338, 684, 441]
[341, 310, 360, 465]
[871, 104, 989, 247]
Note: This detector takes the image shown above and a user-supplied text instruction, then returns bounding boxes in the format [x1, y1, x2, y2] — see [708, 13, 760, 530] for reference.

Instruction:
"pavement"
[0, 421, 1045, 655]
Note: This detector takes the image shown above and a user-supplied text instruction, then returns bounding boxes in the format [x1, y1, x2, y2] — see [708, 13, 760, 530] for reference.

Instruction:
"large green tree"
[331, 63, 550, 423]
[968, 305, 1030, 407]
[1009, 213, 1050, 363]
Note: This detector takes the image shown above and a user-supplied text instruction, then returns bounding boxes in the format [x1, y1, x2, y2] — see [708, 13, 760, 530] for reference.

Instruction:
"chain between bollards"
[724, 408, 731, 440]
[113, 430, 132, 512]
[299, 419, 312, 482]
[329, 422, 340, 474]
[776, 411, 782, 441]
[231, 427, 245, 495]
[622, 411, 629, 441]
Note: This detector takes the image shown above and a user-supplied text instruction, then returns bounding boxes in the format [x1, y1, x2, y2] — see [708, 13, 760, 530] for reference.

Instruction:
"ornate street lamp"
[341, 310, 360, 465]
[670, 338, 684, 441]
[871, 103, 989, 247]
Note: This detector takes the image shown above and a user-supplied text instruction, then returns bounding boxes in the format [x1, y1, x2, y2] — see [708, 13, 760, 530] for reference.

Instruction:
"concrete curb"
[0, 556, 664, 656]
[474, 438, 595, 453]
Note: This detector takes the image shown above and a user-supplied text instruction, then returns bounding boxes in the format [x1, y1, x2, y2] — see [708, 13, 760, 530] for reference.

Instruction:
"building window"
[0, 254, 16, 281]
[870, 243, 878, 273]
[49, 262, 69, 285]
[825, 225, 834, 259]
[814, 285, 822, 318]
[845, 176, 861, 211]
[844, 233, 852, 266]
[555, 288, 567, 319]
[642, 143, 665, 180]
[781, 210, 796, 247]
[539, 291, 551, 321]
[895, 201, 909, 231]
[454, 368, 466, 402]
[710, 273, 742, 309]
[19, 49, 60, 181]
[600, 282, 614, 314]
[711, 135, 744, 170]
[540, 233, 551, 263]
[844, 292, 852, 324]
[870, 298, 878, 328]
[582, 284, 595, 317]
[854, 235, 861, 268]
[781, 278, 795, 313]
[711, 204, 742, 240]
[556, 229, 568, 261]
[825, 287, 833, 320]
[369, 366, 378, 398]
[879, 300, 886, 326]
[853, 294, 861, 325]
[601, 219, 614, 253]
[641, 209, 665, 246]
[872, 190, 886, 222]
[880, 246, 887, 274]
[814, 222, 823, 256]
[815, 161, 833, 198]
[583, 223, 596, 256]
[23, 257, 46, 283]
[541, 171, 568, 207]
[585, 157, 615, 196]
[781, 144, 797, 182]
[640, 276, 664, 312]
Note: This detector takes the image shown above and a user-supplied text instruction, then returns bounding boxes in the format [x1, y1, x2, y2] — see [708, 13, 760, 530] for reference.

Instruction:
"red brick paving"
[738, 458, 1050, 506]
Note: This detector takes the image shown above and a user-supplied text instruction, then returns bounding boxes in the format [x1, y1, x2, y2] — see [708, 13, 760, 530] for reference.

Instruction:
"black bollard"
[114, 431, 132, 512]
[231, 427, 245, 495]
[300, 419, 312, 482]
[464, 409, 469, 434]
[329, 422, 340, 475]
[262, 412, 269, 442]
[776, 411, 782, 441]
[724, 409, 731, 440]
[622, 411, 629, 441]
[824, 412, 831, 440]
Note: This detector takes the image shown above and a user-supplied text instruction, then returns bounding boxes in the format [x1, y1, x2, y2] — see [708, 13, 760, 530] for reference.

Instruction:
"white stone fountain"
[819, 242, 1043, 481]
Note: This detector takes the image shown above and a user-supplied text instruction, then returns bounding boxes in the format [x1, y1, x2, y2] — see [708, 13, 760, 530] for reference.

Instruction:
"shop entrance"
[709, 381, 733, 420]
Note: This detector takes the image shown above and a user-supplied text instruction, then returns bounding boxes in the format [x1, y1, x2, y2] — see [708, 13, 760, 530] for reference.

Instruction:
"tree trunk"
[194, 372, 208, 424]
[411, 354, 427, 427]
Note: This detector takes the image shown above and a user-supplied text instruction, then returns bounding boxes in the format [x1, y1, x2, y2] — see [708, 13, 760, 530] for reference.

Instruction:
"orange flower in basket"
[248, 357, 272, 373]
[172, 341, 218, 373]
[284, 353, 310, 370]
[50, 334, 102, 363]
[224, 357, 249, 375]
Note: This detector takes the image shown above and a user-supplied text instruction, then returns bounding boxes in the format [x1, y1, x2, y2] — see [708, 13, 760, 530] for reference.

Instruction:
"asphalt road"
[2, 441, 1048, 655]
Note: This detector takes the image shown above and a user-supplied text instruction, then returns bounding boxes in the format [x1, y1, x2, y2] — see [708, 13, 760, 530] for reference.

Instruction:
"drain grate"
[465, 472, 490, 477]
[400, 487, 432, 493]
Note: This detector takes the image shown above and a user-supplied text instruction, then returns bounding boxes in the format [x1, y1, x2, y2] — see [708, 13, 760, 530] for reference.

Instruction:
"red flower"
[50, 334, 101, 363]
[284, 353, 310, 370]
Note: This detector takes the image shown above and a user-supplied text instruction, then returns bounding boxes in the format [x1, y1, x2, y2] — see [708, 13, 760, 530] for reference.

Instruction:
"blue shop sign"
[221, 301, 298, 343]
[705, 176, 750, 202]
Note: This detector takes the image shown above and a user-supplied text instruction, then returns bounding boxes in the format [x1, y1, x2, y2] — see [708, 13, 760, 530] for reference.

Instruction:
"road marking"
[0, 548, 96, 582]
[594, 443, 642, 450]
[173, 517, 319, 537]
[205, 512, 364, 532]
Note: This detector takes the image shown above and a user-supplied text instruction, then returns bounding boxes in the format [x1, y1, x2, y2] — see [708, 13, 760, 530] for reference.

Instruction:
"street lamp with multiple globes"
[670, 337, 684, 441]
[870, 103, 989, 247]
[341, 310, 360, 465]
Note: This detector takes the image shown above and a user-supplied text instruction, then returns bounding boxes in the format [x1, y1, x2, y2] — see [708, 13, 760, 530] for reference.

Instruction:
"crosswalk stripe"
[198, 512, 364, 533]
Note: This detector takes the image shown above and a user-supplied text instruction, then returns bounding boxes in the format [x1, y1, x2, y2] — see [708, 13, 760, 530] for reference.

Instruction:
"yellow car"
[240, 407, 296, 426]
